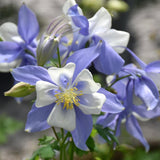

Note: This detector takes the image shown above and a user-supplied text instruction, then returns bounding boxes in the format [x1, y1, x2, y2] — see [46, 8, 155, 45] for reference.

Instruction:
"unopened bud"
[4, 82, 35, 97]
[106, 0, 129, 12]
[81, 0, 104, 11]
[37, 16, 72, 66]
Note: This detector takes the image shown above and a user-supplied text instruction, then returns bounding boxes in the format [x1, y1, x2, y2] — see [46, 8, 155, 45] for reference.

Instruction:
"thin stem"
[52, 127, 59, 141]
[57, 47, 61, 67]
[61, 128, 64, 139]
[69, 139, 74, 160]
[107, 74, 131, 90]
[61, 132, 70, 145]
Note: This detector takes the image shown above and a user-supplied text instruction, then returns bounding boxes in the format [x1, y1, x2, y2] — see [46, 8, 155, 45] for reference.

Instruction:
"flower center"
[55, 87, 83, 110]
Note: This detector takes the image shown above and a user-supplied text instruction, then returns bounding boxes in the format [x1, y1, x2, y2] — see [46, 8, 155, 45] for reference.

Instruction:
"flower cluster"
[1, 0, 160, 158]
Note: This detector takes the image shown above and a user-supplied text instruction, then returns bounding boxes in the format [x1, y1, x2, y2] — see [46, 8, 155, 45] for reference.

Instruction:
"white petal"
[78, 93, 106, 115]
[98, 29, 130, 53]
[48, 63, 75, 87]
[63, 0, 83, 15]
[73, 69, 101, 94]
[47, 104, 76, 131]
[0, 22, 19, 41]
[0, 59, 21, 72]
[88, 7, 111, 37]
[36, 81, 58, 107]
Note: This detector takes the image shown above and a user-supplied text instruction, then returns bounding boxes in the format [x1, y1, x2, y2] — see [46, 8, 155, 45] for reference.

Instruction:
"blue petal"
[71, 107, 92, 150]
[0, 41, 22, 63]
[134, 76, 159, 110]
[12, 65, 54, 85]
[21, 53, 37, 66]
[68, 5, 89, 36]
[126, 115, 150, 152]
[93, 39, 124, 75]
[25, 103, 54, 132]
[97, 113, 118, 128]
[133, 104, 160, 119]
[67, 45, 100, 80]
[18, 4, 39, 44]
[145, 61, 160, 73]
[98, 88, 124, 113]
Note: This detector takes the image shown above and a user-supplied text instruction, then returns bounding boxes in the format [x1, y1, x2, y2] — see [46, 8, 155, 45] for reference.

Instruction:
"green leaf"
[95, 124, 119, 145]
[0, 37, 3, 41]
[38, 135, 55, 145]
[30, 145, 55, 160]
[86, 136, 95, 152]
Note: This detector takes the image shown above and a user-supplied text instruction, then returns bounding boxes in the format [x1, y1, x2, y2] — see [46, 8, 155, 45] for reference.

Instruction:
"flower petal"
[99, 29, 130, 53]
[67, 45, 100, 80]
[99, 88, 124, 113]
[88, 7, 111, 36]
[0, 41, 21, 63]
[18, 4, 39, 44]
[126, 115, 150, 152]
[78, 93, 106, 115]
[12, 65, 53, 85]
[36, 81, 58, 107]
[134, 77, 159, 110]
[0, 59, 21, 72]
[71, 107, 92, 150]
[48, 63, 75, 87]
[0, 22, 19, 41]
[25, 103, 53, 132]
[47, 104, 76, 131]
[68, 5, 89, 35]
[93, 39, 124, 75]
[97, 113, 118, 128]
[63, 0, 83, 15]
[74, 69, 101, 94]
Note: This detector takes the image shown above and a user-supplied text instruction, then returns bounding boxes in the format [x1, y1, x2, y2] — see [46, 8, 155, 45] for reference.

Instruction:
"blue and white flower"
[0, 4, 39, 72]
[12, 62, 106, 150]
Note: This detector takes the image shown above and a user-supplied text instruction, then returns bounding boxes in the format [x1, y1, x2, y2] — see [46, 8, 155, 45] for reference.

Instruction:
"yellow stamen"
[55, 87, 83, 110]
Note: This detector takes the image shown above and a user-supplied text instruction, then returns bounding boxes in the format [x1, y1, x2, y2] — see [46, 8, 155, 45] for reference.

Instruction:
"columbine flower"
[12, 62, 106, 150]
[98, 78, 160, 152]
[62, 0, 129, 75]
[114, 63, 159, 110]
[0, 4, 39, 72]
[125, 48, 160, 91]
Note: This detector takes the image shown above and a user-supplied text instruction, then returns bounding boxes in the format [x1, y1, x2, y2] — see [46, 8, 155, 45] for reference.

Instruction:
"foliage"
[0, 114, 23, 144]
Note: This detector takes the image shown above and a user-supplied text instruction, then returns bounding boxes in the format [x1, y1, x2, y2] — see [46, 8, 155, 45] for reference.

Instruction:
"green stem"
[61, 128, 64, 139]
[107, 74, 131, 89]
[52, 127, 59, 141]
[69, 139, 74, 160]
[57, 47, 61, 67]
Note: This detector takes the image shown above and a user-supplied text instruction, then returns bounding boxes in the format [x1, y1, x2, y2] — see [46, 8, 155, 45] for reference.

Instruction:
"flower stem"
[52, 127, 59, 141]
[69, 140, 74, 160]
[57, 47, 61, 68]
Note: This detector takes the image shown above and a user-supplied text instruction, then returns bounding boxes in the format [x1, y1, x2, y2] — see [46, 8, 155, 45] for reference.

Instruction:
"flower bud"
[106, 0, 129, 12]
[4, 82, 35, 97]
[37, 16, 72, 66]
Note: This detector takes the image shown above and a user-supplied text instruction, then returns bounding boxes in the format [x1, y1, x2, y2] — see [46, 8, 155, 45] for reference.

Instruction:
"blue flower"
[62, 0, 129, 75]
[115, 63, 159, 110]
[0, 4, 39, 72]
[98, 78, 160, 151]
[11, 63, 106, 150]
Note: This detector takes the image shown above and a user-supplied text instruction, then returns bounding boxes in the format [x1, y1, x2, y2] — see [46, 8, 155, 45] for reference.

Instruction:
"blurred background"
[0, 0, 160, 159]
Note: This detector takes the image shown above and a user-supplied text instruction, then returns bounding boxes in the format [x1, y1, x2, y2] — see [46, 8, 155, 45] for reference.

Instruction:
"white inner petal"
[47, 104, 76, 131]
[78, 92, 106, 115]
[36, 81, 58, 107]
[48, 63, 75, 87]
[73, 69, 101, 94]
[0, 59, 21, 72]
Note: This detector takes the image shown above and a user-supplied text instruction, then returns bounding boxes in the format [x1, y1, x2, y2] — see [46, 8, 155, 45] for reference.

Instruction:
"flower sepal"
[4, 82, 35, 97]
